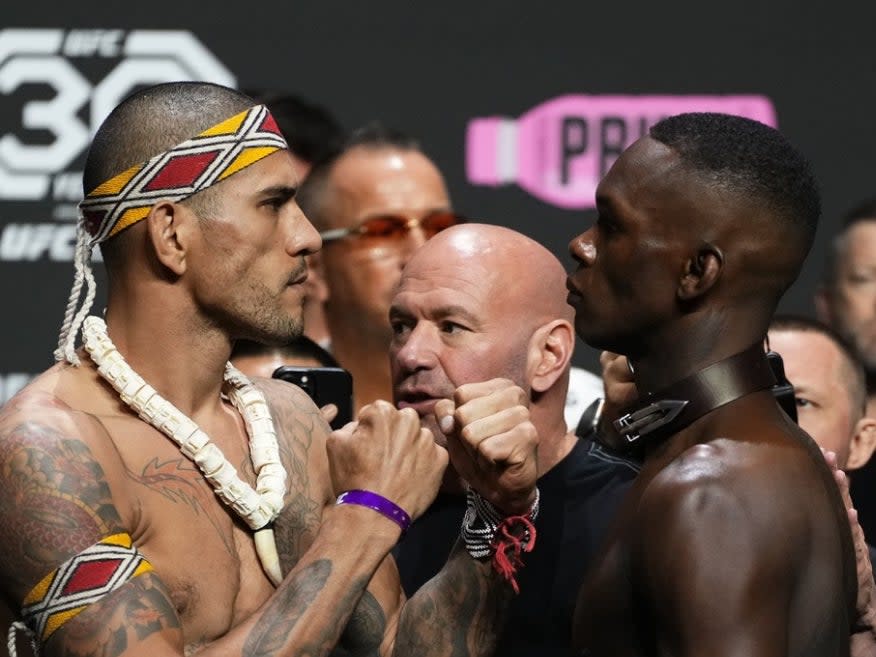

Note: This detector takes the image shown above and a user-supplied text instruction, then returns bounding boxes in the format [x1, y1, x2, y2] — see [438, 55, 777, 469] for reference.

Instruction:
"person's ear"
[528, 320, 574, 393]
[847, 416, 876, 470]
[146, 201, 194, 276]
[678, 243, 723, 301]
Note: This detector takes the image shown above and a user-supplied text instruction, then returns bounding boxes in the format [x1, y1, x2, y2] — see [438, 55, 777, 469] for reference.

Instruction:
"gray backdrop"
[2, 1, 876, 402]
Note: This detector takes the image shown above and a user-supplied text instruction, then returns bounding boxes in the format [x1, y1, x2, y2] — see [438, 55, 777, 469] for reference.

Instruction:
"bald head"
[404, 223, 572, 326]
[391, 222, 576, 444]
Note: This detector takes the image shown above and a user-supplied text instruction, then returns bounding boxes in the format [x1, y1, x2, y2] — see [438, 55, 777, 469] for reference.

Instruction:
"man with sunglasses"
[297, 127, 603, 425]
[297, 125, 460, 411]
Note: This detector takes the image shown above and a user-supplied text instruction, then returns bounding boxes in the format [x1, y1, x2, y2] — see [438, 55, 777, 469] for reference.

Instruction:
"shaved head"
[390, 222, 576, 444]
[84, 81, 255, 194]
[84, 81, 256, 270]
[404, 223, 573, 328]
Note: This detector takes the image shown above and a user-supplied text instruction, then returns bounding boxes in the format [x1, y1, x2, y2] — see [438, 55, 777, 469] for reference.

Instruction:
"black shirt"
[394, 438, 639, 657]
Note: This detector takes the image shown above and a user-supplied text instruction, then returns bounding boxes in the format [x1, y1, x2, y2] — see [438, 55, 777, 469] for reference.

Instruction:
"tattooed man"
[0, 82, 539, 657]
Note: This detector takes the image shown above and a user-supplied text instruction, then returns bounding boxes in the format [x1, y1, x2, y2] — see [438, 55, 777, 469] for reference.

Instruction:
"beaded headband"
[79, 104, 287, 245]
[56, 105, 289, 365]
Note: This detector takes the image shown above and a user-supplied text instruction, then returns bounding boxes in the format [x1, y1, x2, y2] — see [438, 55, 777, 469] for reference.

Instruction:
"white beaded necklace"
[81, 315, 286, 584]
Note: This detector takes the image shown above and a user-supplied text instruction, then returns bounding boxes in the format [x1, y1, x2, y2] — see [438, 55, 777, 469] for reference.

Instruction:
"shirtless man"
[567, 112, 857, 656]
[0, 82, 539, 657]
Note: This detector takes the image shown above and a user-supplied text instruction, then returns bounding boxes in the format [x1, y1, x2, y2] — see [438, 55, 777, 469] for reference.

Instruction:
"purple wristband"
[336, 489, 412, 534]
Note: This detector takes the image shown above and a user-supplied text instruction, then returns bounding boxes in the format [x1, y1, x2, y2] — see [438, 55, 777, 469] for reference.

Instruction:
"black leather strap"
[613, 342, 777, 446]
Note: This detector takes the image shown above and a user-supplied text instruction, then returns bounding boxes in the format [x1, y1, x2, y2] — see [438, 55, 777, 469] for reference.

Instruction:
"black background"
[2, 1, 876, 382]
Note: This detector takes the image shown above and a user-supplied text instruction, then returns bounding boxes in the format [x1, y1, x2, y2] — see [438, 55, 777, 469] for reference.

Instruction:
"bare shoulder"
[637, 436, 831, 564]
[0, 367, 129, 601]
[251, 377, 334, 567]
[629, 437, 852, 653]
[642, 439, 817, 518]
[253, 375, 330, 452]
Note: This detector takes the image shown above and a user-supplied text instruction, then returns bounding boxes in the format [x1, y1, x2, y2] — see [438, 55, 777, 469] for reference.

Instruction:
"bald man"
[389, 224, 638, 657]
[0, 82, 541, 657]
[568, 113, 857, 656]
[297, 128, 604, 424]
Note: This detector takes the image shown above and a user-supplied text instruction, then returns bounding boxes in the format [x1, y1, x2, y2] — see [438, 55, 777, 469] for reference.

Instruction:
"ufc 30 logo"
[0, 29, 236, 201]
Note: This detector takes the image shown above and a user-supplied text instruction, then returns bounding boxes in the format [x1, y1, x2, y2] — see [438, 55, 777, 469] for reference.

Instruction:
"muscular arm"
[391, 543, 511, 657]
[333, 540, 512, 657]
[337, 380, 538, 657]
[633, 457, 845, 657]
[0, 393, 408, 657]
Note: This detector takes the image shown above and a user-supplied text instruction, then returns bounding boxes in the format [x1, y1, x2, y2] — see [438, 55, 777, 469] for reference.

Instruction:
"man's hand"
[320, 403, 338, 425]
[434, 379, 538, 516]
[600, 351, 638, 420]
[596, 351, 639, 448]
[327, 401, 448, 524]
[822, 449, 876, 654]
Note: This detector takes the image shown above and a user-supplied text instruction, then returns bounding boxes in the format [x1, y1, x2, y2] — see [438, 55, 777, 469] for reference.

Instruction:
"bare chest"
[99, 416, 327, 648]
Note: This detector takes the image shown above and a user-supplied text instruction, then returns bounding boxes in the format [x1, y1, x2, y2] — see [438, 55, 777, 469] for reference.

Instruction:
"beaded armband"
[461, 488, 539, 593]
[11, 533, 152, 650]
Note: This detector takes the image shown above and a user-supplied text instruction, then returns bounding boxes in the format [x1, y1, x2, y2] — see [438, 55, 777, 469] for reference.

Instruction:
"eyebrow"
[357, 205, 453, 222]
[434, 304, 481, 325]
[256, 185, 297, 201]
[389, 302, 482, 328]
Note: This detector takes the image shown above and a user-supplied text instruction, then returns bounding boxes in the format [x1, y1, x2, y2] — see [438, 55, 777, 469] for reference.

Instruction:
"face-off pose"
[568, 113, 857, 657]
[0, 82, 538, 657]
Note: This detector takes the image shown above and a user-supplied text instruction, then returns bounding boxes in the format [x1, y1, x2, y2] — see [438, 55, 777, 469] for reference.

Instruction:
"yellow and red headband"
[56, 105, 288, 366]
[78, 104, 288, 245]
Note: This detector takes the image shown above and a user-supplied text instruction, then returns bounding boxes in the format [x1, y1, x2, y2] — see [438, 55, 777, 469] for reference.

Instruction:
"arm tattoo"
[333, 591, 386, 657]
[51, 573, 180, 657]
[263, 386, 328, 571]
[0, 421, 124, 591]
[393, 547, 511, 657]
[245, 561, 378, 657]
[244, 560, 332, 657]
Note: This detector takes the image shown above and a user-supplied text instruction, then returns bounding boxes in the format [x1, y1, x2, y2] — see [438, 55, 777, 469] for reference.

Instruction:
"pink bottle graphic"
[466, 94, 777, 209]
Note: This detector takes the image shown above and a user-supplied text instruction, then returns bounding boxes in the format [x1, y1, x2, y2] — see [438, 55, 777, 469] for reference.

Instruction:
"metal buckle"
[613, 399, 688, 444]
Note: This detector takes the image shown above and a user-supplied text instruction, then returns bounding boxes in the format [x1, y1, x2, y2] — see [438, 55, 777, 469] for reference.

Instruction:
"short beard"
[207, 283, 305, 348]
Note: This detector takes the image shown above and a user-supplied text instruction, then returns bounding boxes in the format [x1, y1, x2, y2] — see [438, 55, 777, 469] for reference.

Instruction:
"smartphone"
[272, 365, 354, 430]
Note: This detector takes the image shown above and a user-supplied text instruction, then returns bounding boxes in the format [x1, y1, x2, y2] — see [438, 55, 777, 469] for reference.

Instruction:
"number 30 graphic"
[0, 29, 235, 200]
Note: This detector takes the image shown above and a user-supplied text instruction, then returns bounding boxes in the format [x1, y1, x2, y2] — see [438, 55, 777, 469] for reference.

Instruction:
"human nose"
[394, 322, 439, 372]
[288, 204, 322, 256]
[568, 227, 597, 266]
[405, 218, 430, 247]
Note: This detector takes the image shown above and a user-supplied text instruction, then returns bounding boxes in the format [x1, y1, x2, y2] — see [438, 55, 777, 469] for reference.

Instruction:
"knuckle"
[478, 440, 502, 462]
[512, 387, 528, 406]
[459, 422, 479, 445]
[372, 399, 395, 414]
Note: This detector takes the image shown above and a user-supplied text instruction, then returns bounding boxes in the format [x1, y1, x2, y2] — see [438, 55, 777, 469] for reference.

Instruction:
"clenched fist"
[434, 379, 538, 515]
[327, 401, 448, 523]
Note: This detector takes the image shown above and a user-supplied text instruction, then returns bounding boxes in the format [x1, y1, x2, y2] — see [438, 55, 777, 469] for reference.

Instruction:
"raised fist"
[327, 401, 448, 523]
[434, 379, 538, 515]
